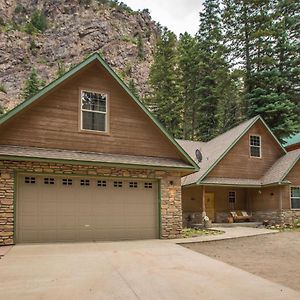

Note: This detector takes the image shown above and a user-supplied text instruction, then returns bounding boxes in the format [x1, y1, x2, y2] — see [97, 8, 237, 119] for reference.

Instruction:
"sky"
[123, 0, 204, 36]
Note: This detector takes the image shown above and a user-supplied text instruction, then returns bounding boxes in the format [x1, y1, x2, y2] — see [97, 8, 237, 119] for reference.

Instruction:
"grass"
[182, 228, 224, 238]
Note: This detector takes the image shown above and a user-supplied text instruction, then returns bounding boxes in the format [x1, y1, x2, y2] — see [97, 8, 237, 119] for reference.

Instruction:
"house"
[178, 116, 300, 226]
[0, 53, 198, 245]
[284, 133, 300, 152]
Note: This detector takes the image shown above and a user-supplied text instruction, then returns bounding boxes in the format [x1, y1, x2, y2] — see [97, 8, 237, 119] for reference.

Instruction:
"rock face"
[0, 0, 159, 109]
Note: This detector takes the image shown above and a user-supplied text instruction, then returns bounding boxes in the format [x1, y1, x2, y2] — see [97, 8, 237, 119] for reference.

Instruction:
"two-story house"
[178, 116, 300, 225]
[0, 53, 198, 245]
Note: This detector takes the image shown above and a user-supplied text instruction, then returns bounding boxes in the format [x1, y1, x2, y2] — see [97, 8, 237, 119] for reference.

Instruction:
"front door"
[205, 192, 215, 221]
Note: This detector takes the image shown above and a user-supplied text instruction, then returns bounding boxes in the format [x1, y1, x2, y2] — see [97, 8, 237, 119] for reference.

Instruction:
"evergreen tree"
[177, 32, 201, 139]
[0, 104, 4, 116]
[196, 0, 239, 141]
[22, 69, 44, 100]
[147, 27, 182, 137]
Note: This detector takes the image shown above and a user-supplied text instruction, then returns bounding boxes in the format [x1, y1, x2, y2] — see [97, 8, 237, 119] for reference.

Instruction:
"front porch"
[182, 184, 289, 227]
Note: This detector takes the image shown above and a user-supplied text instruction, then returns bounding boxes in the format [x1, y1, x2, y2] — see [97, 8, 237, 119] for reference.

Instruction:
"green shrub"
[79, 0, 92, 7]
[14, 3, 27, 14]
[0, 16, 5, 27]
[137, 33, 145, 60]
[30, 10, 47, 32]
[29, 39, 38, 56]
[24, 22, 37, 35]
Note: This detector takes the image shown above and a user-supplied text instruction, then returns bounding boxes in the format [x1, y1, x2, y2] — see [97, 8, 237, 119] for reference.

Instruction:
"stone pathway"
[172, 226, 278, 244]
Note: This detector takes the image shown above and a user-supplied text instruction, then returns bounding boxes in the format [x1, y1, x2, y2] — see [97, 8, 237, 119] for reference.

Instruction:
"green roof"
[0, 53, 199, 172]
[284, 133, 300, 147]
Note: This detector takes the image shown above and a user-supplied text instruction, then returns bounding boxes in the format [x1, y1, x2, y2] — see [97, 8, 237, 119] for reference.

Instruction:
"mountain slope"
[0, 0, 159, 109]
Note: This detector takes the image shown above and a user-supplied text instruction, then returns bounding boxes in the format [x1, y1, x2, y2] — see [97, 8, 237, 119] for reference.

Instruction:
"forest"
[147, 0, 300, 142]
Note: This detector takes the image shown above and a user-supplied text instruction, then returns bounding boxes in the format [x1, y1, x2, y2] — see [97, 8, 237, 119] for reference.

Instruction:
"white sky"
[123, 0, 204, 36]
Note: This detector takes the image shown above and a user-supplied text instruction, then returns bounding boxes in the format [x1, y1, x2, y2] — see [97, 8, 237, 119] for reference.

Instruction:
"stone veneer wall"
[0, 160, 183, 245]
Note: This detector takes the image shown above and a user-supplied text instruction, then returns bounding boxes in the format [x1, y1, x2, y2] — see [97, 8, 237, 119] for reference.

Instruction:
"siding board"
[0, 62, 181, 159]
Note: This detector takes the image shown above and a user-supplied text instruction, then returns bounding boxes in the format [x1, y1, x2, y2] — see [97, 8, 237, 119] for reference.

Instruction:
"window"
[228, 191, 236, 204]
[25, 176, 35, 184]
[62, 178, 72, 186]
[80, 179, 90, 186]
[81, 90, 107, 132]
[113, 181, 122, 188]
[291, 187, 300, 209]
[97, 180, 107, 187]
[44, 178, 55, 185]
[129, 182, 138, 188]
[144, 182, 153, 189]
[250, 135, 261, 158]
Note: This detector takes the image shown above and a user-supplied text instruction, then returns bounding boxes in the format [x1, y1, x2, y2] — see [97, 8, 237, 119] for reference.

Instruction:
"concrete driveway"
[0, 240, 299, 300]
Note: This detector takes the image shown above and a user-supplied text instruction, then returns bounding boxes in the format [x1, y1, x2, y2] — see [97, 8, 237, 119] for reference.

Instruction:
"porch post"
[279, 186, 283, 210]
[202, 185, 206, 215]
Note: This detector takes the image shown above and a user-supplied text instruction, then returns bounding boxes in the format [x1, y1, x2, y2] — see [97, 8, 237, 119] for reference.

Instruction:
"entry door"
[205, 192, 215, 221]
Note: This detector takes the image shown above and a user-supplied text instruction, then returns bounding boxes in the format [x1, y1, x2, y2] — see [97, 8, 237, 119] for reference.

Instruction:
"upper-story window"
[81, 90, 108, 132]
[250, 135, 261, 158]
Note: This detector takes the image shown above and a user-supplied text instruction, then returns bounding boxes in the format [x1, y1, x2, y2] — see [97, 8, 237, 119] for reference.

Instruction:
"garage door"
[17, 174, 159, 243]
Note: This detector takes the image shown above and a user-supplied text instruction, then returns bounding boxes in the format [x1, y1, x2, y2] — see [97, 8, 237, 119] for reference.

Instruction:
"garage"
[16, 174, 159, 243]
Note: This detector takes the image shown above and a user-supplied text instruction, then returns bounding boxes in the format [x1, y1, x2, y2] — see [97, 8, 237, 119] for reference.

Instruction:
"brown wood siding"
[285, 160, 300, 186]
[182, 186, 246, 213]
[0, 62, 181, 160]
[207, 121, 284, 179]
[286, 143, 300, 152]
[248, 186, 284, 211]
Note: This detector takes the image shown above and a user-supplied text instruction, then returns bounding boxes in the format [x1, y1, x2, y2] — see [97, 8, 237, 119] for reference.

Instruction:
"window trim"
[290, 186, 300, 210]
[249, 134, 262, 158]
[79, 89, 110, 134]
[228, 191, 236, 204]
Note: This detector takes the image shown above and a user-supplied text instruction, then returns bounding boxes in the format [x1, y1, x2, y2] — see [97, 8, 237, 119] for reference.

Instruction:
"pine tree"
[196, 0, 239, 141]
[177, 32, 201, 139]
[147, 27, 182, 137]
[22, 69, 44, 100]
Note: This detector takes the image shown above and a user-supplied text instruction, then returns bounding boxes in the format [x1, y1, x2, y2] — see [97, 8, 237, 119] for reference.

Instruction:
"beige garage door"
[17, 174, 159, 243]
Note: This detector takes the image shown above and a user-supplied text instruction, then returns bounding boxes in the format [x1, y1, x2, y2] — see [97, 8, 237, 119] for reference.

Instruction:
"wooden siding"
[286, 143, 300, 152]
[285, 160, 300, 186]
[0, 62, 181, 159]
[182, 186, 247, 213]
[207, 121, 284, 179]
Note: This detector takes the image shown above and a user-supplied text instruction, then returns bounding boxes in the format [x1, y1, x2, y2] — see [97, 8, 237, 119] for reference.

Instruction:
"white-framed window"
[228, 191, 236, 204]
[250, 135, 261, 158]
[81, 90, 107, 132]
[291, 187, 300, 209]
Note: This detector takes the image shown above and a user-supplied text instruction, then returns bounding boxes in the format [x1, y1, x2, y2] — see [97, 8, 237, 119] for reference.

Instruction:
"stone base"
[281, 209, 300, 224]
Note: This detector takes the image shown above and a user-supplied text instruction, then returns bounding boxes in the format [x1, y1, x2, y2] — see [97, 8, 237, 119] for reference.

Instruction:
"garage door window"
[97, 180, 107, 187]
[44, 178, 55, 185]
[129, 182, 138, 188]
[144, 182, 153, 189]
[62, 179, 73, 185]
[80, 179, 90, 186]
[114, 181, 122, 188]
[25, 176, 36, 184]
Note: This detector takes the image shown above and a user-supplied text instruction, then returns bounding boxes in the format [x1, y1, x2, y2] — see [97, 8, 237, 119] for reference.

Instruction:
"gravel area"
[183, 231, 300, 291]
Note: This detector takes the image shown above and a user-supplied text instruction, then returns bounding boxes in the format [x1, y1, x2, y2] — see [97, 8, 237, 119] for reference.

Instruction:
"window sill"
[78, 129, 110, 136]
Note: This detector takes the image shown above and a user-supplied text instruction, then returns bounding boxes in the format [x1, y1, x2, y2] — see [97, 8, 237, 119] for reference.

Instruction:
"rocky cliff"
[0, 0, 159, 109]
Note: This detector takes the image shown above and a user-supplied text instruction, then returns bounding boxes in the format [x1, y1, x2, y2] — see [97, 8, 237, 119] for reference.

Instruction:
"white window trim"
[80, 89, 109, 134]
[249, 134, 262, 158]
[228, 191, 236, 204]
[290, 186, 300, 210]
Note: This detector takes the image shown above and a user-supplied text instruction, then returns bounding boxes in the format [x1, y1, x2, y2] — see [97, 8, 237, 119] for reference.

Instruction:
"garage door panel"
[17, 175, 158, 243]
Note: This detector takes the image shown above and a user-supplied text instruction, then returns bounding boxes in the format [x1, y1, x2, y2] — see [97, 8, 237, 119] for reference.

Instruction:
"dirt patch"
[182, 231, 300, 291]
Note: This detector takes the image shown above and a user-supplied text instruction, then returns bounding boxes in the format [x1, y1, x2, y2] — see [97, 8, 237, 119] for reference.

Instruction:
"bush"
[79, 0, 92, 7]
[0, 84, 7, 93]
[14, 3, 27, 14]
[0, 16, 5, 26]
[30, 10, 47, 32]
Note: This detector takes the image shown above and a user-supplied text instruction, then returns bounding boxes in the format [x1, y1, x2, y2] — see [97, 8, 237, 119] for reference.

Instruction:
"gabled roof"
[0, 53, 198, 172]
[261, 149, 300, 185]
[178, 116, 287, 186]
